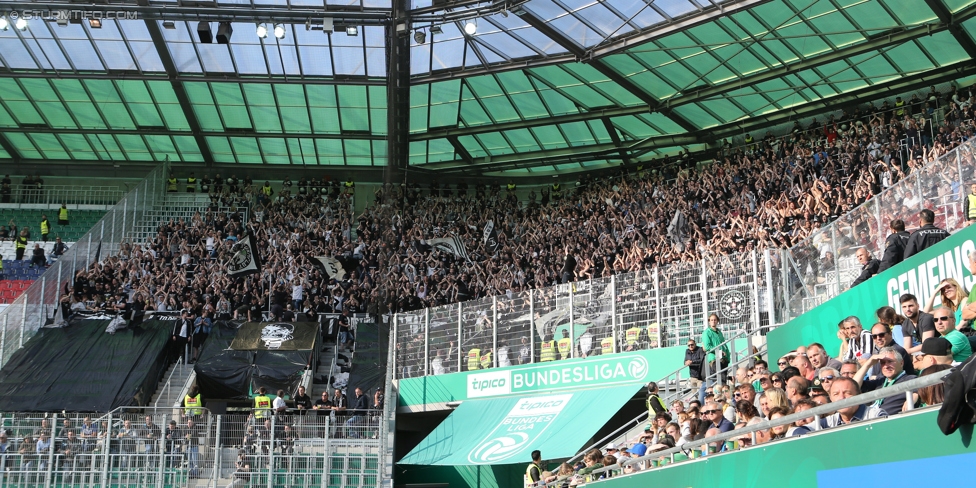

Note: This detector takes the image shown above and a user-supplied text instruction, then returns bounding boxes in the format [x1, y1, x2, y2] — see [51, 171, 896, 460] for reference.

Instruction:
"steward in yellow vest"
[540, 341, 556, 362]
[15, 232, 28, 261]
[167, 174, 178, 192]
[966, 187, 976, 222]
[186, 175, 197, 193]
[625, 326, 642, 350]
[261, 183, 274, 198]
[480, 351, 493, 369]
[467, 348, 481, 371]
[40, 216, 50, 242]
[600, 337, 614, 355]
[58, 204, 69, 225]
[344, 180, 355, 195]
[557, 330, 572, 360]
[253, 387, 272, 420]
[551, 183, 561, 199]
[184, 386, 203, 417]
[525, 451, 544, 488]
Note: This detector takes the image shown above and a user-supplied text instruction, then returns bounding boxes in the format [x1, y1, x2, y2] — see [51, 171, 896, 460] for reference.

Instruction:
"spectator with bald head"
[932, 307, 973, 362]
[785, 376, 810, 407]
[792, 354, 817, 381]
[820, 377, 886, 428]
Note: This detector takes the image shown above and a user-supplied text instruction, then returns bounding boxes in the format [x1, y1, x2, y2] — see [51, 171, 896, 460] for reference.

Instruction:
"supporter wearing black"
[851, 247, 880, 288]
[314, 391, 333, 415]
[684, 340, 705, 386]
[900, 293, 935, 354]
[904, 209, 949, 259]
[293, 386, 312, 415]
[878, 219, 910, 273]
[30, 243, 46, 267]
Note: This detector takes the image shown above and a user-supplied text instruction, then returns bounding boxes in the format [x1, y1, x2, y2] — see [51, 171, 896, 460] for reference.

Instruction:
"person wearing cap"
[853, 346, 918, 415]
[913, 337, 957, 370]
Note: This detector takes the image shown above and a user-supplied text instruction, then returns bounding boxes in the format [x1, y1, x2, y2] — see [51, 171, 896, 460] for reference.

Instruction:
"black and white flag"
[667, 210, 687, 248]
[483, 220, 499, 254]
[226, 234, 262, 278]
[313, 255, 347, 280]
[428, 234, 472, 263]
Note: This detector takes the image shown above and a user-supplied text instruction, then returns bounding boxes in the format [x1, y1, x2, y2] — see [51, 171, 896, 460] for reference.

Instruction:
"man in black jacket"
[904, 209, 949, 259]
[877, 219, 910, 273]
[851, 248, 880, 288]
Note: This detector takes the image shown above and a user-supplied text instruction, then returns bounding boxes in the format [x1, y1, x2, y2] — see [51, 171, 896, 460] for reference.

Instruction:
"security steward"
[58, 203, 69, 226]
[186, 173, 197, 193]
[557, 329, 572, 360]
[39, 215, 50, 242]
[480, 348, 493, 369]
[344, 179, 355, 196]
[600, 336, 614, 355]
[184, 385, 203, 419]
[904, 208, 949, 259]
[253, 387, 272, 422]
[260, 181, 274, 203]
[551, 182, 561, 201]
[525, 450, 545, 488]
[467, 346, 481, 371]
[540, 339, 556, 362]
[167, 173, 178, 192]
[965, 183, 976, 225]
[15, 229, 28, 261]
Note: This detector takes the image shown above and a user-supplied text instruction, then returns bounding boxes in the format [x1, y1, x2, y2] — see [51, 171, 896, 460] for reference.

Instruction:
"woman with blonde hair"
[924, 278, 969, 325]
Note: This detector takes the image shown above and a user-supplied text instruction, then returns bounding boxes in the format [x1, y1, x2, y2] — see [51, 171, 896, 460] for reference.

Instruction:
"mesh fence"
[0, 162, 168, 369]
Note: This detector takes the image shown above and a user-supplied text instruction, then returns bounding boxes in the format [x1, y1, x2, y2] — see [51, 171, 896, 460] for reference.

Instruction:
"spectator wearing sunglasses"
[853, 346, 918, 415]
[932, 308, 973, 362]
[868, 323, 913, 376]
[702, 402, 735, 450]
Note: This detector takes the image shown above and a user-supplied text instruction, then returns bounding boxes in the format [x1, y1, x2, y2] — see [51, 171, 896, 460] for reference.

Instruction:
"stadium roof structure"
[0, 0, 975, 180]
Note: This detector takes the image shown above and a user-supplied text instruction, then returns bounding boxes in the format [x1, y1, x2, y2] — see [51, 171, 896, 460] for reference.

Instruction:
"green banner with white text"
[768, 228, 976, 361]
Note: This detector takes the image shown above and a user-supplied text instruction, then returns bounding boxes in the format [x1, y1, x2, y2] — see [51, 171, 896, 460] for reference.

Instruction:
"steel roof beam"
[0, 135, 21, 162]
[0, 70, 387, 86]
[587, 0, 771, 60]
[142, 10, 215, 166]
[924, 0, 976, 59]
[0, 127, 383, 140]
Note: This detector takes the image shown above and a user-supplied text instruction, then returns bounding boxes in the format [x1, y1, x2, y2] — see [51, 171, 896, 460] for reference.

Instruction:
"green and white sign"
[397, 346, 686, 408]
[399, 385, 640, 466]
[768, 230, 975, 360]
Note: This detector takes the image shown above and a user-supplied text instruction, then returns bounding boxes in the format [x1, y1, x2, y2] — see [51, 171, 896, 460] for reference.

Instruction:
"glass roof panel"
[230, 137, 263, 164]
[207, 136, 235, 163]
[31, 133, 71, 160]
[344, 140, 374, 165]
[174, 136, 204, 162]
[476, 132, 518, 156]
[532, 125, 570, 150]
[259, 137, 289, 163]
[916, 30, 970, 66]
[881, 0, 938, 24]
[503, 128, 543, 153]
[337, 85, 370, 132]
[428, 80, 462, 128]
[560, 121, 597, 146]
[316, 139, 344, 164]
[943, 0, 974, 13]
[0, 147, 8, 159]
[410, 84, 430, 133]
[6, 134, 42, 159]
[457, 135, 487, 158]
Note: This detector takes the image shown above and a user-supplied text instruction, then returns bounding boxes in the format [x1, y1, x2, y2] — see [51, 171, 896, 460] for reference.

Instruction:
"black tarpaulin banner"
[195, 321, 317, 400]
[0, 319, 171, 412]
[230, 321, 318, 351]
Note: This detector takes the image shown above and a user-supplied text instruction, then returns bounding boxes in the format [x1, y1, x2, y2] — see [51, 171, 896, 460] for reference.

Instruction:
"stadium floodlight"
[256, 23, 268, 38]
[430, 24, 442, 34]
[273, 23, 286, 39]
[414, 29, 425, 44]
[346, 26, 358, 36]
[15, 16, 27, 31]
[0, 16, 8, 31]
[162, 20, 176, 29]
[463, 19, 476, 35]
[88, 18, 102, 29]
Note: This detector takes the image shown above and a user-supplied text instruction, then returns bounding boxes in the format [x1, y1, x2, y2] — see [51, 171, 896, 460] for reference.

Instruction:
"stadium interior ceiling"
[0, 0, 975, 182]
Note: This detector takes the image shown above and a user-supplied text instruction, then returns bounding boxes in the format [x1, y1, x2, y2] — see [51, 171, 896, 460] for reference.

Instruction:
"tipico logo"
[467, 370, 512, 398]
[467, 394, 572, 464]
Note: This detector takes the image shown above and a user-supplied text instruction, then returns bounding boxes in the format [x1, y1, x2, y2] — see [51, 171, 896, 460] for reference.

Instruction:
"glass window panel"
[612, 115, 656, 139]
[89, 134, 122, 160]
[886, 43, 934, 73]
[0, 37, 40, 69]
[700, 97, 746, 123]
[230, 44, 271, 75]
[427, 138, 456, 163]
[316, 138, 344, 164]
[66, 103, 105, 129]
[917, 31, 969, 66]
[656, 0, 696, 18]
[116, 134, 153, 160]
[171, 136, 203, 162]
[882, 0, 937, 24]
[411, 42, 432, 74]
[333, 46, 366, 76]
[0, 104, 15, 127]
[197, 44, 236, 72]
[549, 16, 603, 47]
[119, 19, 152, 41]
[144, 135, 180, 161]
[458, 82, 492, 128]
[410, 84, 430, 133]
[431, 38, 466, 70]
[259, 138, 289, 163]
[409, 140, 428, 165]
[503, 128, 541, 152]
[34, 39, 70, 70]
[93, 40, 139, 70]
[476, 132, 516, 156]
[639, 112, 688, 134]
[943, 0, 972, 13]
[59, 40, 105, 70]
[120, 81, 166, 128]
[560, 121, 596, 146]
[297, 46, 334, 76]
[338, 85, 370, 132]
[826, 67, 870, 93]
[366, 47, 387, 77]
[370, 108, 387, 134]
[207, 136, 235, 163]
[5, 101, 45, 125]
[230, 137, 263, 163]
[30, 133, 70, 159]
[38, 102, 77, 129]
[474, 32, 538, 59]
[369, 85, 387, 110]
[211, 83, 251, 129]
[428, 79, 460, 128]
[457, 135, 487, 157]
[536, 86, 582, 116]
[169, 43, 203, 72]
[344, 140, 373, 165]
[0, 147, 8, 159]
[530, 125, 567, 149]
[6, 133, 42, 159]
[672, 103, 720, 129]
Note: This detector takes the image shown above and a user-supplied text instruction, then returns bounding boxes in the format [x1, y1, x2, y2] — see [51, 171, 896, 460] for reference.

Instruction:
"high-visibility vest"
[253, 394, 272, 419]
[895, 100, 905, 116]
[59, 207, 68, 222]
[186, 177, 197, 191]
[744, 135, 754, 143]
[40, 220, 49, 235]
[507, 183, 516, 192]
[261, 185, 273, 197]
[16, 236, 27, 250]
[540, 341, 556, 362]
[467, 348, 481, 371]
[167, 178, 178, 192]
[344, 181, 355, 194]
[969, 194, 976, 219]
[601, 337, 614, 355]
[480, 352, 492, 369]
[551, 183, 561, 195]
[557, 337, 572, 360]
[625, 327, 641, 346]
[525, 462, 541, 487]
[184, 394, 202, 416]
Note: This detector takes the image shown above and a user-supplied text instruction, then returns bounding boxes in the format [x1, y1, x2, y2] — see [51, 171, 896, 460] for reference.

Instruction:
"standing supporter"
[877, 220, 909, 272]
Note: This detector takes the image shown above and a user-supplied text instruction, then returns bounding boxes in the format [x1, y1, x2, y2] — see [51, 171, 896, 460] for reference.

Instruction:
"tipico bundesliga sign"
[467, 353, 650, 399]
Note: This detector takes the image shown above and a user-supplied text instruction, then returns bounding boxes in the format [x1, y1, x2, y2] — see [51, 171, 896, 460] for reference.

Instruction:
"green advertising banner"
[768, 229, 976, 361]
[397, 346, 686, 408]
[398, 385, 641, 466]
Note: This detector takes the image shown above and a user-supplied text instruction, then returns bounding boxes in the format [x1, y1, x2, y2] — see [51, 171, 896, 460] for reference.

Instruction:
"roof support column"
[386, 0, 411, 185]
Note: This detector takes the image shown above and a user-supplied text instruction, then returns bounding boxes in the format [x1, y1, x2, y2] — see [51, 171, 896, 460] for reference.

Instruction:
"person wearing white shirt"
[273, 390, 288, 415]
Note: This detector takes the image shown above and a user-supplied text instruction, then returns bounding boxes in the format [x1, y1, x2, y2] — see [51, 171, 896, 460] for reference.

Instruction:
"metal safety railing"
[3, 184, 125, 207]
[392, 133, 976, 381]
[0, 161, 170, 370]
[0, 408, 385, 488]
[543, 369, 950, 487]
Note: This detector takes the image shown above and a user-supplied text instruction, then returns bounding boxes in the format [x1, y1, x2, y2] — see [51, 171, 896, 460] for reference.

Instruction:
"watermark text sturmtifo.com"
[6, 10, 141, 21]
